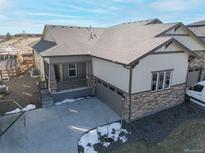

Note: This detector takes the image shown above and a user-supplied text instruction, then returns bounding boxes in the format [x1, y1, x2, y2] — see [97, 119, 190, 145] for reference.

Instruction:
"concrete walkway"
[0, 97, 120, 152]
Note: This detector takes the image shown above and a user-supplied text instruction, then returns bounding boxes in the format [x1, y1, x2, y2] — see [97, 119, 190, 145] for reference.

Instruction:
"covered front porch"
[43, 56, 94, 94]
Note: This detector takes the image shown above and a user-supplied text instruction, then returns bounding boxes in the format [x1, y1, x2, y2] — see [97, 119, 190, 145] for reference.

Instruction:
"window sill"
[151, 87, 171, 93]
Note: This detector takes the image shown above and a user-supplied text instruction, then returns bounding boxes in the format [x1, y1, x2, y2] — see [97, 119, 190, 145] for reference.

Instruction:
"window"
[103, 83, 108, 87]
[189, 69, 193, 72]
[189, 84, 204, 92]
[109, 86, 115, 91]
[117, 91, 123, 97]
[158, 72, 164, 90]
[68, 63, 77, 77]
[151, 70, 173, 91]
[151, 73, 158, 91]
[165, 71, 171, 89]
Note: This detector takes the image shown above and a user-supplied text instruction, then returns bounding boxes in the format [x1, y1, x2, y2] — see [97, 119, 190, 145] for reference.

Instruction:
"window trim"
[151, 69, 173, 92]
[68, 63, 77, 77]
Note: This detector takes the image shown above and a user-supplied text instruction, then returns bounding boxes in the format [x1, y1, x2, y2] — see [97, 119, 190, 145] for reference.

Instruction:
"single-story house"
[188, 20, 205, 85]
[31, 19, 205, 122]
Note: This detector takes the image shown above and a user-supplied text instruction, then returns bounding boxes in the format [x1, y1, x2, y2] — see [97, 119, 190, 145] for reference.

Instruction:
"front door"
[54, 64, 61, 82]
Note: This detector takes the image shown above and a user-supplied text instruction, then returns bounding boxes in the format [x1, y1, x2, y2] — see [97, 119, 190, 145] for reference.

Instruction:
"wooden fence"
[0, 63, 33, 80]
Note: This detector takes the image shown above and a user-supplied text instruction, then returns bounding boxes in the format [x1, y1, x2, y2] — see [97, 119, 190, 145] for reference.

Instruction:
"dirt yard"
[0, 71, 41, 115]
[113, 120, 205, 153]
[109, 103, 205, 153]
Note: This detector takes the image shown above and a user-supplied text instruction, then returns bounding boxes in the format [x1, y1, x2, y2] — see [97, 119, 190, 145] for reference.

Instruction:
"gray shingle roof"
[32, 40, 56, 53]
[91, 23, 176, 64]
[40, 25, 104, 57]
[188, 20, 205, 27]
[32, 21, 196, 65]
[121, 18, 162, 25]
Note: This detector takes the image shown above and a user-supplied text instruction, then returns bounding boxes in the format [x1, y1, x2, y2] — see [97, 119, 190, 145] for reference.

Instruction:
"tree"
[6, 32, 11, 39]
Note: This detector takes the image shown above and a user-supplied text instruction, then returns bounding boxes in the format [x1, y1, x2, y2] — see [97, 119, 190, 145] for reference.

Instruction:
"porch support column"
[86, 62, 95, 95]
[48, 64, 57, 93]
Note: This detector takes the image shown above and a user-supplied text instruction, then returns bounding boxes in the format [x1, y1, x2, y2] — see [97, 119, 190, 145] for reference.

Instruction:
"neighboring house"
[188, 20, 205, 85]
[31, 19, 205, 122]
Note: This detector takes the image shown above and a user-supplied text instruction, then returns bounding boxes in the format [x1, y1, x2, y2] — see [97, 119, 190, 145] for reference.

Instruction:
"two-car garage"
[95, 79, 124, 116]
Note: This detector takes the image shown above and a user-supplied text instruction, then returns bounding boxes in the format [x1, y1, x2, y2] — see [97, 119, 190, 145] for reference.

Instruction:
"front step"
[1, 71, 9, 81]
[52, 87, 93, 103]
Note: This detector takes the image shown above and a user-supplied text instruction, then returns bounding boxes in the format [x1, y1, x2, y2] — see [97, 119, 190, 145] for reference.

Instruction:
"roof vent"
[174, 25, 180, 32]
[165, 41, 172, 49]
[89, 32, 97, 40]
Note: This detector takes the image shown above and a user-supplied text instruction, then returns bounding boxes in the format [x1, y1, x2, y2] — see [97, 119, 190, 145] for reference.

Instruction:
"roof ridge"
[45, 24, 105, 29]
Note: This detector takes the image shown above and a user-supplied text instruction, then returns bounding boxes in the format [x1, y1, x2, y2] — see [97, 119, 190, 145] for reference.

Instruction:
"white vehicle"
[185, 81, 205, 107]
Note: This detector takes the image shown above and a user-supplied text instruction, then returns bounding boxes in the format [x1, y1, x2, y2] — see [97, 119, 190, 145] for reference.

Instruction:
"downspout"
[198, 67, 203, 82]
[124, 62, 138, 123]
[128, 68, 133, 122]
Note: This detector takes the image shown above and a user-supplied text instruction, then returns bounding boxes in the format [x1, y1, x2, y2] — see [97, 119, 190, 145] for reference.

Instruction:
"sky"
[0, 0, 205, 35]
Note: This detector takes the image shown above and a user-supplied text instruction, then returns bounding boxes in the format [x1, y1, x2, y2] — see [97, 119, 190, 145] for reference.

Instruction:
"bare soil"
[113, 120, 205, 153]
[0, 71, 41, 115]
[110, 103, 205, 153]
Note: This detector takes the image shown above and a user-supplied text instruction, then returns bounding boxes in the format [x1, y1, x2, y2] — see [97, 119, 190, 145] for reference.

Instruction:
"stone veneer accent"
[123, 84, 186, 121]
[121, 94, 130, 122]
[87, 74, 96, 95]
[48, 80, 57, 93]
[190, 51, 205, 80]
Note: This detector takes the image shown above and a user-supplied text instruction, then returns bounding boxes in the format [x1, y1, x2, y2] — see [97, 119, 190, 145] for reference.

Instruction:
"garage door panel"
[96, 82, 122, 115]
[187, 67, 201, 86]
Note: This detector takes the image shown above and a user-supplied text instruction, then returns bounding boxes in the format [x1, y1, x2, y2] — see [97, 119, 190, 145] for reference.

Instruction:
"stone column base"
[48, 80, 57, 93]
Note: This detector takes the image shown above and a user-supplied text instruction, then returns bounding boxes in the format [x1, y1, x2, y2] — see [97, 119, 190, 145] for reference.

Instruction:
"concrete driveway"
[0, 97, 120, 152]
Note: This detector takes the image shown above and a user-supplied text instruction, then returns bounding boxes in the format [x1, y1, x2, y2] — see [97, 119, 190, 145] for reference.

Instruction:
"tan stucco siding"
[49, 56, 91, 64]
[34, 51, 46, 81]
[165, 26, 205, 50]
[132, 53, 189, 93]
[42, 28, 55, 42]
[155, 42, 183, 52]
[92, 57, 129, 93]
